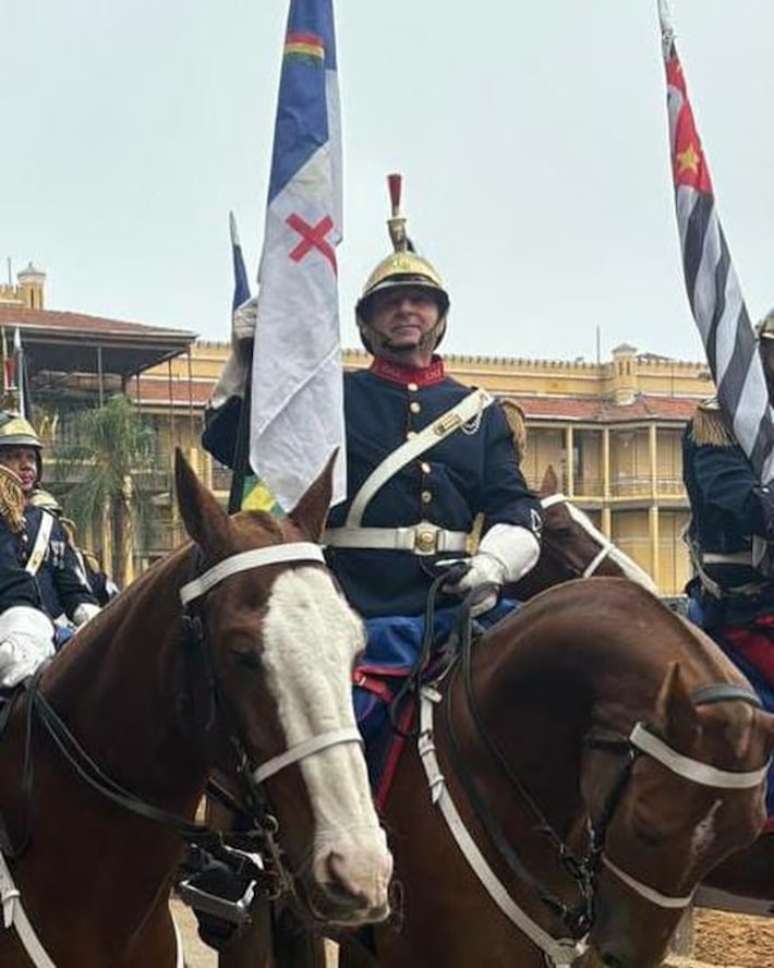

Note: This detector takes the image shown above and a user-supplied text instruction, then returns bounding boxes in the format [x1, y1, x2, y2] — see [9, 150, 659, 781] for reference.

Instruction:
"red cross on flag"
[248, 0, 345, 511]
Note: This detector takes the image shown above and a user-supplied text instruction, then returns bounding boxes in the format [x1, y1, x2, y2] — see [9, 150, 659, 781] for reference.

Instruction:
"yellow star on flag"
[677, 143, 701, 175]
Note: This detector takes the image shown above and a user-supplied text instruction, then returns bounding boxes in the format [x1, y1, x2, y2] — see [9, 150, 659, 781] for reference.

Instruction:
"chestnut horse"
[0, 451, 391, 967]
[338, 579, 774, 967]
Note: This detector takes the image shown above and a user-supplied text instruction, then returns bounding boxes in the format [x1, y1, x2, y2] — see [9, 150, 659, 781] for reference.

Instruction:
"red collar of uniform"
[369, 355, 445, 387]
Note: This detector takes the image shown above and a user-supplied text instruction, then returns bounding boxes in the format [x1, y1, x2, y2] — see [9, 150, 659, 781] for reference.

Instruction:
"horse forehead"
[263, 566, 362, 653]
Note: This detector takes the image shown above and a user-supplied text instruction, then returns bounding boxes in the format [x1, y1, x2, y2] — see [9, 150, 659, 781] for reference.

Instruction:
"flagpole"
[227, 363, 253, 514]
[227, 211, 255, 514]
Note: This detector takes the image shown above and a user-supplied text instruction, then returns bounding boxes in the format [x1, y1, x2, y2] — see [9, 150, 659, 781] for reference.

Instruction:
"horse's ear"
[174, 448, 231, 552]
[656, 661, 700, 747]
[288, 451, 336, 542]
[540, 465, 560, 496]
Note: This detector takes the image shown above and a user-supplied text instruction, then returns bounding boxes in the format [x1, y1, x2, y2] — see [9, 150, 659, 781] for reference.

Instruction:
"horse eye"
[230, 647, 261, 670]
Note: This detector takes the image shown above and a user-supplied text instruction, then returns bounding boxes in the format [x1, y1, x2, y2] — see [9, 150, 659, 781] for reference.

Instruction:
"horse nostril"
[325, 851, 363, 899]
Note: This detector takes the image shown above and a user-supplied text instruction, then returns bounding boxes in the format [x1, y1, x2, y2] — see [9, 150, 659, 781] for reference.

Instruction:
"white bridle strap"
[0, 852, 56, 968]
[417, 689, 581, 967]
[539, 493, 567, 511]
[252, 727, 363, 785]
[581, 542, 614, 578]
[179, 543, 325, 606]
[630, 723, 769, 789]
[540, 493, 614, 578]
[602, 855, 694, 909]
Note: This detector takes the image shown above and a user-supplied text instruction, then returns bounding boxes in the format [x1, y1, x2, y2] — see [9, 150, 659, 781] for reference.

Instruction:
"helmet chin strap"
[366, 316, 447, 358]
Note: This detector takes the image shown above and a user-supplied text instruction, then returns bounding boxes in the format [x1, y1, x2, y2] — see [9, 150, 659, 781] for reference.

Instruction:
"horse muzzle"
[306, 837, 392, 925]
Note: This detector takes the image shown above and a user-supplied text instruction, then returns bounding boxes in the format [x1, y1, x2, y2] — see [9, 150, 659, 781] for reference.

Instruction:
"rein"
[421, 599, 769, 965]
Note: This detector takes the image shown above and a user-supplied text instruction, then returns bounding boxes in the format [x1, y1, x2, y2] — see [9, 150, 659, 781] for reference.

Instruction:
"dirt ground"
[174, 902, 774, 967]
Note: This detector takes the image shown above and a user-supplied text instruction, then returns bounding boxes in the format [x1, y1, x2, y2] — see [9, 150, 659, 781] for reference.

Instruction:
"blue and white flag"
[249, 0, 345, 511]
[229, 211, 251, 313]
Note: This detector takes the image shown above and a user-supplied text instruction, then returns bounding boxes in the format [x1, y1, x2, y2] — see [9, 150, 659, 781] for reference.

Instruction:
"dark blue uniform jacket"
[683, 423, 774, 625]
[0, 507, 98, 620]
[203, 365, 542, 618]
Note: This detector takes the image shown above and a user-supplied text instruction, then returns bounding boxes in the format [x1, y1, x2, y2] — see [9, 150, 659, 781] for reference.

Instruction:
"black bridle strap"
[443, 661, 589, 934]
[691, 684, 762, 708]
[443, 595, 593, 937]
[30, 685, 220, 847]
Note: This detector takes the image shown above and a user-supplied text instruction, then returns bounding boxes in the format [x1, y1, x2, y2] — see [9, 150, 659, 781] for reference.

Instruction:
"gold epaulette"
[500, 399, 528, 464]
[0, 466, 26, 533]
[690, 397, 734, 448]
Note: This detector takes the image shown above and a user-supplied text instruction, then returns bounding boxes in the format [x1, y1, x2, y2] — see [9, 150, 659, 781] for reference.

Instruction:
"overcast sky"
[3, 1, 773, 364]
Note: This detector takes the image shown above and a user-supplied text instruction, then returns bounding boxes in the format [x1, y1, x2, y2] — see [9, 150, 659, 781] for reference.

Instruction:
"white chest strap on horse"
[324, 389, 493, 556]
[417, 688, 582, 968]
[0, 850, 186, 968]
[0, 851, 56, 968]
[25, 512, 54, 577]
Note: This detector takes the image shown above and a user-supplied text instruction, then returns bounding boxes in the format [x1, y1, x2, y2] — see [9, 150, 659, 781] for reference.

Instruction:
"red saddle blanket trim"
[375, 703, 414, 813]
[723, 617, 774, 687]
[352, 668, 416, 812]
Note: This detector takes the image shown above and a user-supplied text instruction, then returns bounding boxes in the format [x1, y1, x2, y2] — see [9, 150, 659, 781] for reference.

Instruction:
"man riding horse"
[683, 308, 774, 823]
[0, 412, 99, 688]
[201, 182, 544, 960]
[204, 181, 543, 670]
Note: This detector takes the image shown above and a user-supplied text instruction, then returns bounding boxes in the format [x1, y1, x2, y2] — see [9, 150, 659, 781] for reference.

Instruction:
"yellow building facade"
[139, 340, 712, 595]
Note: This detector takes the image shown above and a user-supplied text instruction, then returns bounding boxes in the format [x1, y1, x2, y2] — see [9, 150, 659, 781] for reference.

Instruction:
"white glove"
[444, 524, 541, 617]
[72, 603, 101, 627]
[209, 296, 258, 409]
[0, 606, 55, 688]
[232, 295, 258, 342]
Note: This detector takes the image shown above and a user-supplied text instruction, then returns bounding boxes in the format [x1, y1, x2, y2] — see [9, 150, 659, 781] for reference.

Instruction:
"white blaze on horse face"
[690, 799, 723, 862]
[261, 566, 392, 914]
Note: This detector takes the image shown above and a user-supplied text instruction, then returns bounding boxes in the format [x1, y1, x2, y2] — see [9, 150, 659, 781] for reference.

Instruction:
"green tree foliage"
[53, 395, 156, 586]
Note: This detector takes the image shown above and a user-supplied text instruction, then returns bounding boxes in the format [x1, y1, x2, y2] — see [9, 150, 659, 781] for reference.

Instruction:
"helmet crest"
[356, 175, 450, 353]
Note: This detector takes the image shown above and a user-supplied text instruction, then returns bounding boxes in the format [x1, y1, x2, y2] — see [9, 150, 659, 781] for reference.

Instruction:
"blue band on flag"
[268, 0, 336, 203]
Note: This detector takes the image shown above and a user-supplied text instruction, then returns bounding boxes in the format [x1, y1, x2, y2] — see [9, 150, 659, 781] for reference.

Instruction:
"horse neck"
[465, 581, 708, 827]
[41, 543, 208, 811]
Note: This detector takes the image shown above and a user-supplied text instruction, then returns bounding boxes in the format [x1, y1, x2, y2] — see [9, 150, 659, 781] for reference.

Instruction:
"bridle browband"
[178, 540, 363, 789]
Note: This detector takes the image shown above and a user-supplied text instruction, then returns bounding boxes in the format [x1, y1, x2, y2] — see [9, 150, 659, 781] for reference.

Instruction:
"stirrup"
[177, 844, 264, 927]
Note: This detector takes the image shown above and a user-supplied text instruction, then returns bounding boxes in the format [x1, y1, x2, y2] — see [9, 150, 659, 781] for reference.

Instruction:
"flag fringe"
[690, 401, 734, 448]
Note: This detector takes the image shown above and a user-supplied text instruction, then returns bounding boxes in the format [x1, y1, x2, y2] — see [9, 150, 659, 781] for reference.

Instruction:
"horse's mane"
[500, 577, 733, 685]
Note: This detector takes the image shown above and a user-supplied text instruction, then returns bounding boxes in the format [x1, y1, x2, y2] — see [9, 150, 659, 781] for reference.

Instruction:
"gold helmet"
[355, 174, 450, 353]
[0, 411, 43, 483]
[756, 308, 774, 341]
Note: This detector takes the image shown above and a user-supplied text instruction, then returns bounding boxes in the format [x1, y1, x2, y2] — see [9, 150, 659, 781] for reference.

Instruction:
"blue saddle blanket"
[353, 599, 518, 800]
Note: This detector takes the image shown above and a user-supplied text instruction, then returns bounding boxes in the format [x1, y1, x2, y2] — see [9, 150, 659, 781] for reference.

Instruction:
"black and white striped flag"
[659, 0, 774, 480]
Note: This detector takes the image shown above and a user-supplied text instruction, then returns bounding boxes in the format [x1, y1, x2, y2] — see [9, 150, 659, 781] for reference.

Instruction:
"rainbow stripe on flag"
[284, 31, 325, 65]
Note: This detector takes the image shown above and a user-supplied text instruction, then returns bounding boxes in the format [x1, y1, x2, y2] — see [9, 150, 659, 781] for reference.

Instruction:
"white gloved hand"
[444, 524, 541, 617]
[0, 607, 55, 688]
[72, 603, 101, 627]
[209, 296, 258, 409]
[232, 295, 258, 342]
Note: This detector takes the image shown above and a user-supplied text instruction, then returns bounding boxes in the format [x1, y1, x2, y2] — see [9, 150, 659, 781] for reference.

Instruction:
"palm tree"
[53, 394, 156, 587]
